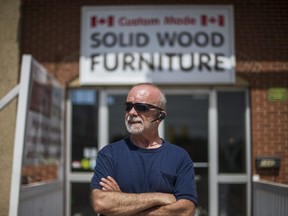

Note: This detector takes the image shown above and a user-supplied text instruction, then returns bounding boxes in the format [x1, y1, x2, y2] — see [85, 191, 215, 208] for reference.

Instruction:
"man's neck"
[130, 135, 163, 149]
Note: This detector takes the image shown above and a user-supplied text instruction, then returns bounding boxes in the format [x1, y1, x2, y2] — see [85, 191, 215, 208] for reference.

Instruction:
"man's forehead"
[127, 87, 149, 100]
[134, 88, 149, 97]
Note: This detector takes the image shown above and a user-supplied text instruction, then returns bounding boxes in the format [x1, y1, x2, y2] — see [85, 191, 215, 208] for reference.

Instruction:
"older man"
[90, 83, 197, 215]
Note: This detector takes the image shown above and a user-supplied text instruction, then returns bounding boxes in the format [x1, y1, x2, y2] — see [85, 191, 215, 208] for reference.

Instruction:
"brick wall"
[233, 0, 288, 183]
[20, 0, 288, 183]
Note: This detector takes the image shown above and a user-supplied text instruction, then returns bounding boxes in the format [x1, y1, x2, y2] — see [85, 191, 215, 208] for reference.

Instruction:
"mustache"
[127, 115, 142, 123]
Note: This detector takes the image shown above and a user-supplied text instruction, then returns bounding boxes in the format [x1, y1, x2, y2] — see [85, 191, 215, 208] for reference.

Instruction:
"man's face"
[125, 86, 159, 135]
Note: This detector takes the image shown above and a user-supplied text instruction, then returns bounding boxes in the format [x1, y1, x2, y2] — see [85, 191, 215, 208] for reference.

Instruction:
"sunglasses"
[125, 102, 163, 113]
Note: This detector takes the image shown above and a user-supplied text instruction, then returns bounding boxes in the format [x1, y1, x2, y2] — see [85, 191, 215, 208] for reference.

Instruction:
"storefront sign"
[80, 6, 235, 85]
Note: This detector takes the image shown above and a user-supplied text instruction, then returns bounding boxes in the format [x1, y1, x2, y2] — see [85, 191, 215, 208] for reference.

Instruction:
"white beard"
[125, 116, 146, 134]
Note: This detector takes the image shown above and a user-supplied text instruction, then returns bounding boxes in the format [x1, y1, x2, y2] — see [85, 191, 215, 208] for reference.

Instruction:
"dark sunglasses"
[125, 102, 163, 113]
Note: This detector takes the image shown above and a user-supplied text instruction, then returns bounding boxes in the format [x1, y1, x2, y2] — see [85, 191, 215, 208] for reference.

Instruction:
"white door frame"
[209, 88, 251, 216]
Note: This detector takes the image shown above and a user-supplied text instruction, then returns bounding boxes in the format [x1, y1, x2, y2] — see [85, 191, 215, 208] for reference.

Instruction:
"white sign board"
[80, 5, 235, 85]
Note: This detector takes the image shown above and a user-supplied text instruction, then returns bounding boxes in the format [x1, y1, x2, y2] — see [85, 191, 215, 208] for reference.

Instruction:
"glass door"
[164, 92, 209, 215]
[216, 90, 251, 216]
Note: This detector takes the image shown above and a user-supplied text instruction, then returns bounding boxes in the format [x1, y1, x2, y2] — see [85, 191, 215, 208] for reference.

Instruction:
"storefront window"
[217, 92, 246, 173]
[165, 95, 208, 162]
[70, 89, 98, 172]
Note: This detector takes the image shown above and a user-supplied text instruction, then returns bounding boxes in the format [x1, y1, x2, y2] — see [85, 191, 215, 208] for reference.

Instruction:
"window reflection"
[165, 95, 208, 162]
[70, 89, 98, 172]
[218, 92, 246, 173]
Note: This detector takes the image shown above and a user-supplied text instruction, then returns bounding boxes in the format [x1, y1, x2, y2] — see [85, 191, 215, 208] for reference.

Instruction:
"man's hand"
[100, 176, 121, 191]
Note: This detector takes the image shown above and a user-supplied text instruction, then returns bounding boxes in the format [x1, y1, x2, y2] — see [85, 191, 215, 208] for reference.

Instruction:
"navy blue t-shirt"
[90, 137, 198, 205]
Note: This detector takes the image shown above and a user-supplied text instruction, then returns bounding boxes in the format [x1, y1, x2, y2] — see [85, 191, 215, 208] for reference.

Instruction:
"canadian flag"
[91, 16, 115, 28]
[201, 15, 224, 27]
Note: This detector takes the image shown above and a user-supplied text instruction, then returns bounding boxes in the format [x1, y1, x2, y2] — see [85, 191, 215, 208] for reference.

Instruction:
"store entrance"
[66, 88, 250, 216]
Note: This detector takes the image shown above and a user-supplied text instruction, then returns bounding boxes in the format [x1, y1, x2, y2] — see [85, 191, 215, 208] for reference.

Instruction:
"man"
[90, 83, 198, 215]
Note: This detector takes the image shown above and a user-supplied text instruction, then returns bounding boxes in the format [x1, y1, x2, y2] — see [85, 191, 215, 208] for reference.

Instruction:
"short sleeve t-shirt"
[90, 137, 198, 205]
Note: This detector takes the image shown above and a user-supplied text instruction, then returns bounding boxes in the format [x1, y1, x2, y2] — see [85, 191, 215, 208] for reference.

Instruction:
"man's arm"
[136, 199, 196, 216]
[91, 188, 176, 216]
[93, 176, 195, 216]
